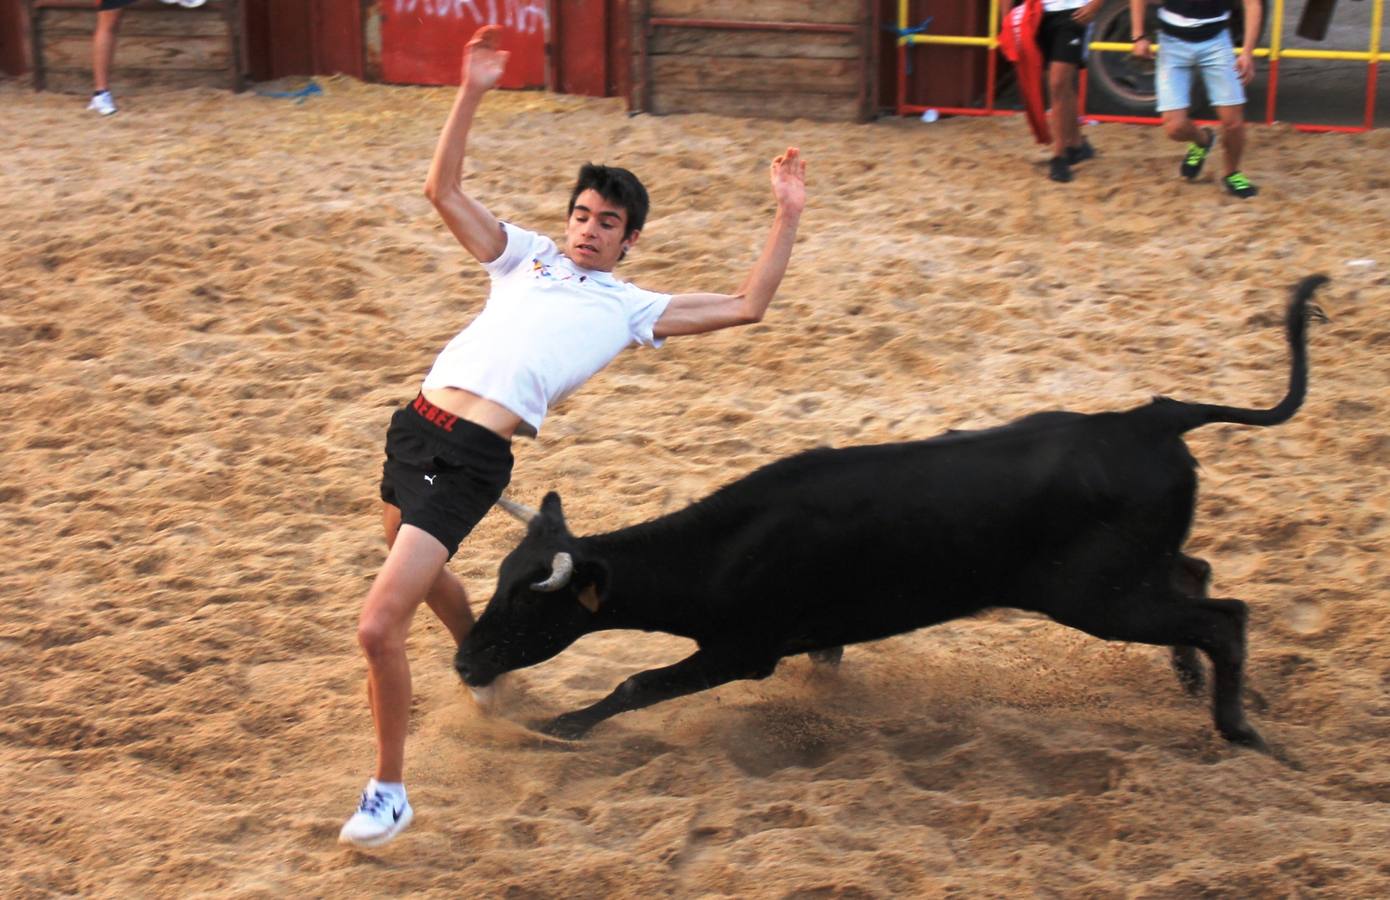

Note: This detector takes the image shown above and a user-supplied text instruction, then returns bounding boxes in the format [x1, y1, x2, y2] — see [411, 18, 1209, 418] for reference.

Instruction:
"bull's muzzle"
[454, 652, 488, 686]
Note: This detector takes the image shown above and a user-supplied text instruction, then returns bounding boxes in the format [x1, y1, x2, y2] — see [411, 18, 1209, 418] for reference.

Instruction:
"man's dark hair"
[567, 163, 650, 239]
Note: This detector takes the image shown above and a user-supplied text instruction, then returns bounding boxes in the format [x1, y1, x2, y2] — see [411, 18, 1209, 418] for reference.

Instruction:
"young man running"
[338, 26, 808, 849]
[1033, 0, 1104, 182]
[1131, 0, 1262, 198]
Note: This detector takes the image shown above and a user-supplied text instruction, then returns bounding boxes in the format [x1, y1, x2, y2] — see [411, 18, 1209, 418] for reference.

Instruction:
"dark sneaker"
[1181, 127, 1216, 179]
[1222, 171, 1259, 199]
[1066, 139, 1096, 165]
[1048, 156, 1072, 183]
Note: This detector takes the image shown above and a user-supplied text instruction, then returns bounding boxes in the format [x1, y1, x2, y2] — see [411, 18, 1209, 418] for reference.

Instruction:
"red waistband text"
[412, 394, 458, 432]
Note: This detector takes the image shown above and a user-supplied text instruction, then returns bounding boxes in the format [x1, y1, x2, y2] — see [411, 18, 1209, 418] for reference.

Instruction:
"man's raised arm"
[653, 148, 807, 339]
[424, 26, 510, 265]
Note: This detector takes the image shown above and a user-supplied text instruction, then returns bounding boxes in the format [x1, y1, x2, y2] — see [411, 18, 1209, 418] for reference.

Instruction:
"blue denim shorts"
[1156, 30, 1246, 112]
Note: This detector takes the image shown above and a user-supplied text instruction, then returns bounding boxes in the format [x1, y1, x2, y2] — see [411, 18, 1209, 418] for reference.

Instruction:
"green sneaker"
[1180, 127, 1216, 180]
[1222, 171, 1259, 199]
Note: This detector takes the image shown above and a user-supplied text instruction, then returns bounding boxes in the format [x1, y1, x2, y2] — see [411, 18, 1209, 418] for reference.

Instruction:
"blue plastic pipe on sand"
[256, 81, 323, 104]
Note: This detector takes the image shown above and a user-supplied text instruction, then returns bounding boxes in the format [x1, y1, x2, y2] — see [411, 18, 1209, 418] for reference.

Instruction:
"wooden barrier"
[633, 0, 878, 122]
[26, 0, 245, 93]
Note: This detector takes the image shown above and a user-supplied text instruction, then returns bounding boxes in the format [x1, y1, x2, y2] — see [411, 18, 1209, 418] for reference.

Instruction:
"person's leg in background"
[89, 9, 123, 115]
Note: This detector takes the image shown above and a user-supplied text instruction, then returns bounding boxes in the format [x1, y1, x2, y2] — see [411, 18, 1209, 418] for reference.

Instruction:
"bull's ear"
[574, 559, 609, 614]
[540, 491, 567, 529]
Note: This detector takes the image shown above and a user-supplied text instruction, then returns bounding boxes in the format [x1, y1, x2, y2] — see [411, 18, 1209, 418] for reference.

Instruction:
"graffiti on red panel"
[392, 0, 548, 35]
[383, 0, 548, 86]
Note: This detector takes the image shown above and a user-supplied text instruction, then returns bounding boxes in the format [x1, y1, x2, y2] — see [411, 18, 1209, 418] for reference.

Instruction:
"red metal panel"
[556, 0, 606, 96]
[243, 0, 273, 80]
[380, 0, 548, 87]
[0, 0, 28, 75]
[606, 0, 628, 98]
[246, 0, 358, 81]
[278, 1, 316, 76]
[249, 0, 314, 77]
[313, 0, 363, 77]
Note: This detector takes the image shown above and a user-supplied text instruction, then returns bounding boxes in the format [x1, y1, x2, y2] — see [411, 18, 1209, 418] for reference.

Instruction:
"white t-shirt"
[1042, 0, 1087, 11]
[1156, 7, 1231, 29]
[421, 223, 672, 437]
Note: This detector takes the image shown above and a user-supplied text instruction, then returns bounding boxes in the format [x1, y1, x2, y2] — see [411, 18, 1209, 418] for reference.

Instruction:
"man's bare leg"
[1163, 107, 1226, 183]
[343, 510, 464, 846]
[358, 523, 449, 783]
[1215, 104, 1246, 176]
[1161, 108, 1205, 145]
[1046, 61, 1083, 181]
[93, 11, 121, 93]
[382, 503, 475, 645]
[1048, 61, 1081, 159]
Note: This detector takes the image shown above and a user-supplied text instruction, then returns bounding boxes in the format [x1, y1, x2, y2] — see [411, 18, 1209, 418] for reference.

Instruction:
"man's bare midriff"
[422, 387, 522, 440]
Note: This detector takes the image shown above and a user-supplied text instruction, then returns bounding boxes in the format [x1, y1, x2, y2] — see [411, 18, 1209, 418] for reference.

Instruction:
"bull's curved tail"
[1155, 275, 1329, 433]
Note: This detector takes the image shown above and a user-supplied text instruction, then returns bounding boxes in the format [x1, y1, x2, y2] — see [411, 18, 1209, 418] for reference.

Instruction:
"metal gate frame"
[896, 0, 1386, 133]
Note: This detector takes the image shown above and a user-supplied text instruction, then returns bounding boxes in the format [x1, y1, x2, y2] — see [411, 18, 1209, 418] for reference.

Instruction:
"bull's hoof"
[1222, 722, 1269, 754]
[535, 713, 593, 741]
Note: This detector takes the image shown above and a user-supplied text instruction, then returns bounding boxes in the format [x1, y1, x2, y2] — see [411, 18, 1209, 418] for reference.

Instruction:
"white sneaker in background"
[338, 783, 414, 848]
[88, 91, 117, 116]
[178, 0, 208, 7]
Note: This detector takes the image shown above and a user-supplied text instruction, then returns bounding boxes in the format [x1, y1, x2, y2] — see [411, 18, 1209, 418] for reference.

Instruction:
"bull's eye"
[516, 569, 553, 596]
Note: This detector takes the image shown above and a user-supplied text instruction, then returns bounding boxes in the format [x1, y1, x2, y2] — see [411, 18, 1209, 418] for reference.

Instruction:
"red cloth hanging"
[999, 0, 1052, 146]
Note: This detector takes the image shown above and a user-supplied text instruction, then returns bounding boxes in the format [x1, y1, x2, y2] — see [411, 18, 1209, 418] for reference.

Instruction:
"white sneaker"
[178, 0, 207, 7]
[88, 91, 117, 116]
[338, 784, 413, 848]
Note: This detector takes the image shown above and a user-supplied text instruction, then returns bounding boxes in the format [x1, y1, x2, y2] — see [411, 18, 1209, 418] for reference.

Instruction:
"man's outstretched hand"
[462, 25, 510, 93]
[771, 148, 807, 214]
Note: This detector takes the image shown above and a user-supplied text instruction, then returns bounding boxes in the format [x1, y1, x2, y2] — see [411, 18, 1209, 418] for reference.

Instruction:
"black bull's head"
[454, 492, 608, 688]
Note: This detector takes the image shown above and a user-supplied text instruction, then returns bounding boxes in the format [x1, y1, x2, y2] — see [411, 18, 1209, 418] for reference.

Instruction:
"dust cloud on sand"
[2, 77, 1388, 896]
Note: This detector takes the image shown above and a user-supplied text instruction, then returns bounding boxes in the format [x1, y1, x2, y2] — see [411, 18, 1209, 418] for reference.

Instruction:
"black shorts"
[379, 394, 514, 559]
[99, 0, 140, 10]
[1037, 10, 1090, 68]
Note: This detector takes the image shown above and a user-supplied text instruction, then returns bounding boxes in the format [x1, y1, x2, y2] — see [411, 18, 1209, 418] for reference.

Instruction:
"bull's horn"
[532, 552, 574, 592]
[496, 497, 538, 524]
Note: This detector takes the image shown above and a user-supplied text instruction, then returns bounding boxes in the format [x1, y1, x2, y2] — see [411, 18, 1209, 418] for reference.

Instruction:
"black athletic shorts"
[379, 394, 513, 559]
[99, 0, 140, 10]
[1037, 10, 1090, 68]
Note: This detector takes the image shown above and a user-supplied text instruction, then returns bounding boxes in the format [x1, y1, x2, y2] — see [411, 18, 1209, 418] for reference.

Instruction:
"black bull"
[456, 276, 1329, 746]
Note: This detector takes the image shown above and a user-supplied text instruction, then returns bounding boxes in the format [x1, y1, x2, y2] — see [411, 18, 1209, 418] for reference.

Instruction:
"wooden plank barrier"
[633, 0, 878, 122]
[26, 0, 245, 93]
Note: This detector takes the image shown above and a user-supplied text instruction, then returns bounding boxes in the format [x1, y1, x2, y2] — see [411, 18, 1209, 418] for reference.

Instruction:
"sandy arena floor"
[2, 76, 1388, 897]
